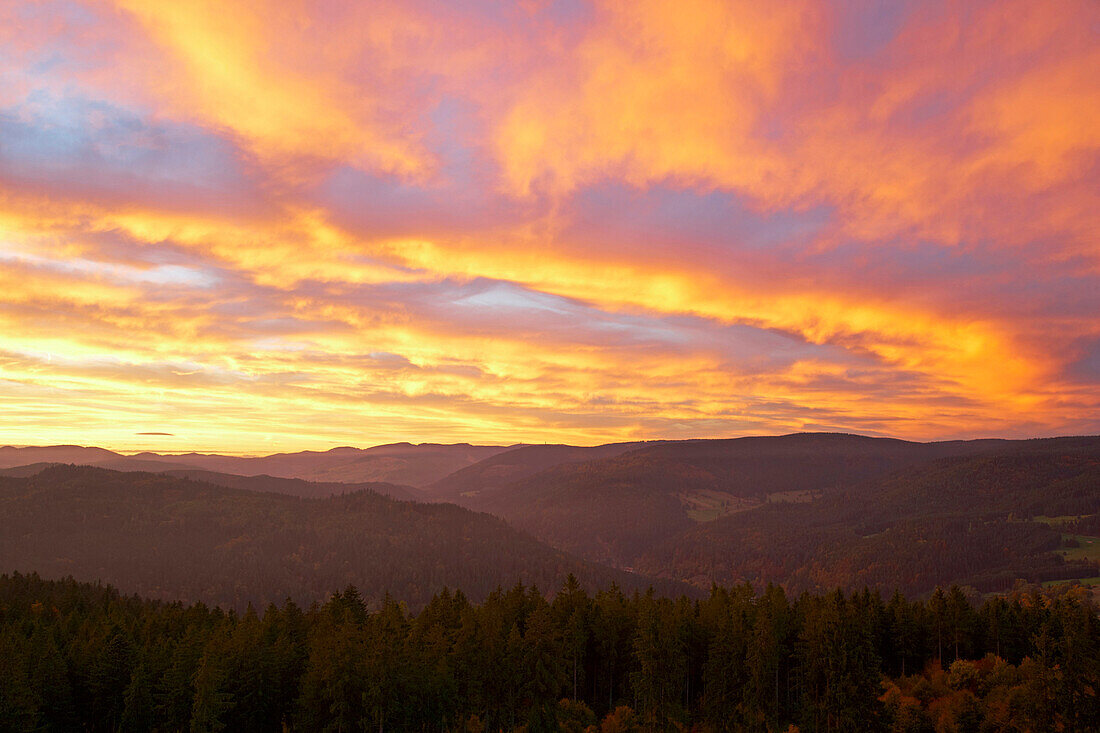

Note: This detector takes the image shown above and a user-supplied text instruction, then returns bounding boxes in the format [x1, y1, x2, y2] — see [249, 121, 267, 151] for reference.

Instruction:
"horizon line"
[3, 430, 1099, 459]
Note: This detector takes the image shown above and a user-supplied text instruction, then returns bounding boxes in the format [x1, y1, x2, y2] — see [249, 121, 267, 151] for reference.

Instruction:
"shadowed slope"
[455, 433, 1006, 563]
[0, 465, 687, 610]
[637, 437, 1100, 593]
[448, 433, 1100, 594]
[425, 441, 652, 500]
[159, 468, 425, 502]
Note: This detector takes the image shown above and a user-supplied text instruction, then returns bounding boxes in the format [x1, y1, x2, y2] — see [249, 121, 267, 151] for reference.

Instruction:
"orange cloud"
[493, 0, 1099, 256]
[0, 0, 1096, 451]
[110, 0, 436, 177]
[496, 0, 818, 197]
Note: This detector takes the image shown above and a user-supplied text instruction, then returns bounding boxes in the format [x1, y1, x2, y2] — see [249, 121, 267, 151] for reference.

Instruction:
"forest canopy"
[1, 573, 1097, 732]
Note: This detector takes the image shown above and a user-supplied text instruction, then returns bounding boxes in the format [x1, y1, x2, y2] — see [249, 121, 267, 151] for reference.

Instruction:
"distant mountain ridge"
[0, 442, 517, 487]
[0, 445, 123, 467]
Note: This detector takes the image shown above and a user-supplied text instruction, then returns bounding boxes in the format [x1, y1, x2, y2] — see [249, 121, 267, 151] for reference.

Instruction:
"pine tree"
[886, 591, 920, 677]
[746, 584, 791, 729]
[927, 588, 948, 666]
[190, 637, 234, 733]
[630, 593, 686, 727]
[28, 624, 77, 731]
[553, 574, 591, 702]
[702, 586, 748, 728]
[121, 663, 155, 731]
[944, 586, 975, 663]
[523, 605, 566, 730]
[0, 630, 37, 732]
[87, 629, 134, 731]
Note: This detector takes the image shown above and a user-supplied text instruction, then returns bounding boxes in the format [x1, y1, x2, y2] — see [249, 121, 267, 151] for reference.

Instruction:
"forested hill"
[157, 469, 425, 502]
[446, 432, 1005, 511]
[2, 572, 1097, 731]
[0, 464, 425, 502]
[638, 441, 1100, 594]
[0, 465, 683, 610]
[424, 441, 652, 500]
[448, 433, 1011, 554]
[444, 434, 1100, 595]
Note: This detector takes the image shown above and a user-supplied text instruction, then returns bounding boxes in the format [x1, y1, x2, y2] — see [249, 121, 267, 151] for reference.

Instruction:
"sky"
[0, 0, 1097, 453]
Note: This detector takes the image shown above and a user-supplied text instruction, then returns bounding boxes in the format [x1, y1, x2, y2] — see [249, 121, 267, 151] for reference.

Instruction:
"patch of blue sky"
[447, 279, 854, 367]
[0, 92, 250, 193]
[366, 351, 413, 365]
[0, 250, 218, 288]
[448, 280, 690, 344]
[599, 319, 690, 347]
[455, 281, 578, 315]
[4, 345, 210, 381]
[134, 265, 218, 288]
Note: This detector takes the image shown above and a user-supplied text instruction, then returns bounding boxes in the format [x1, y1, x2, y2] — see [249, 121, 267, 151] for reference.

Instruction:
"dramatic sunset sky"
[0, 0, 1097, 452]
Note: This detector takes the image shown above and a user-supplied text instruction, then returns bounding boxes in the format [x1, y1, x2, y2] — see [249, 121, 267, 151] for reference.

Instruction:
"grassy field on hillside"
[1059, 534, 1100, 562]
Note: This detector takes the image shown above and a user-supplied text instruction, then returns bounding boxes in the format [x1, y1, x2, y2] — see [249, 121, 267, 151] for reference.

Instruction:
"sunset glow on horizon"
[1, 0, 1098, 453]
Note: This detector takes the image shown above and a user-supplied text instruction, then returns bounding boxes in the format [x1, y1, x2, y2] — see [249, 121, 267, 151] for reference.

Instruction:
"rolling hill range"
[0, 442, 516, 486]
[0, 465, 683, 610]
[3, 433, 1097, 602]
[442, 433, 1100, 594]
[1, 464, 426, 502]
[444, 434, 1011, 560]
[156, 469, 425, 502]
[423, 441, 652, 500]
[635, 439, 1100, 594]
[0, 445, 132, 468]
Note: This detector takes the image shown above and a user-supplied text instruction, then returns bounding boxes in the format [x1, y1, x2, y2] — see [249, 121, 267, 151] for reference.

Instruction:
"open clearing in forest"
[679, 490, 760, 522]
[1033, 515, 1088, 526]
[1041, 576, 1100, 604]
[678, 487, 822, 522]
[1042, 576, 1100, 587]
[1059, 534, 1100, 562]
[767, 489, 819, 503]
